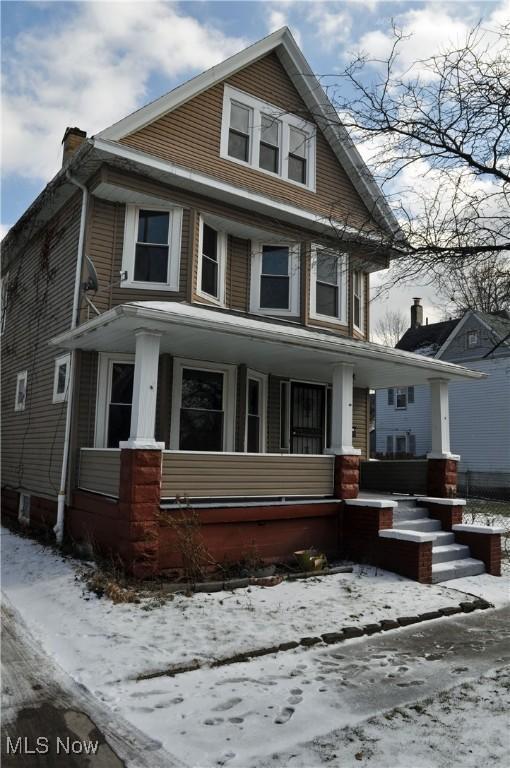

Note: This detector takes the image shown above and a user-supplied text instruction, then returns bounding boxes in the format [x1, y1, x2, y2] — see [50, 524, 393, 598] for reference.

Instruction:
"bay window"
[310, 246, 347, 325]
[197, 220, 226, 304]
[121, 204, 182, 290]
[353, 270, 365, 332]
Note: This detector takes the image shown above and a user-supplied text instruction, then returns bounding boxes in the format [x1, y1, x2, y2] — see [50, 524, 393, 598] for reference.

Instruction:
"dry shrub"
[159, 499, 215, 585]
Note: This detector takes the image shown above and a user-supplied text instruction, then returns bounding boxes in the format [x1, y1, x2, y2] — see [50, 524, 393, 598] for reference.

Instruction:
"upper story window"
[197, 219, 227, 305]
[250, 243, 300, 316]
[388, 386, 415, 409]
[353, 270, 365, 333]
[467, 330, 480, 348]
[221, 85, 316, 191]
[121, 204, 182, 291]
[15, 370, 28, 412]
[309, 246, 347, 325]
[52, 353, 71, 404]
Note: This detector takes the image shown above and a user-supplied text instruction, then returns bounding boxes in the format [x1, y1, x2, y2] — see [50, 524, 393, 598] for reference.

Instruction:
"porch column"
[427, 378, 459, 497]
[120, 330, 164, 450]
[330, 363, 361, 499]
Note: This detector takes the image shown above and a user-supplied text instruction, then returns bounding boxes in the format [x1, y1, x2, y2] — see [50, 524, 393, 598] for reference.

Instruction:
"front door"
[290, 382, 325, 454]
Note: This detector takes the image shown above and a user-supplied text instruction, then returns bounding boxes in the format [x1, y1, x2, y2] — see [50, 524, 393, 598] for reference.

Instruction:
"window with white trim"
[52, 353, 71, 404]
[310, 246, 347, 325]
[18, 493, 30, 525]
[353, 270, 365, 332]
[245, 371, 267, 453]
[170, 359, 237, 452]
[121, 204, 182, 290]
[396, 387, 408, 409]
[197, 219, 227, 305]
[95, 354, 135, 448]
[221, 85, 316, 190]
[15, 370, 28, 412]
[467, 330, 480, 348]
[250, 243, 300, 316]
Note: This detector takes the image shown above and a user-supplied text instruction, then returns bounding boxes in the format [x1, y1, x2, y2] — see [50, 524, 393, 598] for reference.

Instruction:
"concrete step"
[395, 518, 442, 532]
[432, 543, 471, 564]
[430, 531, 456, 545]
[431, 557, 486, 583]
[394, 507, 429, 521]
[393, 498, 420, 509]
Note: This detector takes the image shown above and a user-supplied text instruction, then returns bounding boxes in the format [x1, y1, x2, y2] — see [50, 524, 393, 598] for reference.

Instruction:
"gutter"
[54, 171, 88, 544]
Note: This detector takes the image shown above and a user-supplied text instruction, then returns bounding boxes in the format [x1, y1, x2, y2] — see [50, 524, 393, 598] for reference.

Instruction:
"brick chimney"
[62, 127, 87, 166]
[411, 297, 423, 329]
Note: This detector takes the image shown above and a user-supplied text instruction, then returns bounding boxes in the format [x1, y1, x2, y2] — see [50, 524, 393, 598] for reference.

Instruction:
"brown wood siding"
[76, 352, 98, 449]
[161, 452, 334, 498]
[78, 449, 120, 497]
[228, 236, 249, 312]
[120, 53, 376, 229]
[353, 387, 369, 458]
[1, 194, 82, 500]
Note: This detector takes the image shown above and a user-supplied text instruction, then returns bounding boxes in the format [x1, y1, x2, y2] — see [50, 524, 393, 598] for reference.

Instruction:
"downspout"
[54, 171, 88, 544]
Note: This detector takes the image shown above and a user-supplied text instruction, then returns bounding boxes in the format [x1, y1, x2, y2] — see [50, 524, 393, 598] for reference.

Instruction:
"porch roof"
[50, 302, 486, 388]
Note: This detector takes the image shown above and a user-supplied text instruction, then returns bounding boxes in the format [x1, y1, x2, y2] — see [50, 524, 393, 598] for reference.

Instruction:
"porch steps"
[390, 498, 485, 583]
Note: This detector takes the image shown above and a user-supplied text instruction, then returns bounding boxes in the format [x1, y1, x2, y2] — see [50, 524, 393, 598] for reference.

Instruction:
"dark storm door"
[290, 383, 325, 454]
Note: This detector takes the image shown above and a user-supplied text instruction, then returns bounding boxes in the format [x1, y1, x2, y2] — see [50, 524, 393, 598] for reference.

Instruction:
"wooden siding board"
[120, 52, 377, 229]
[78, 450, 120, 497]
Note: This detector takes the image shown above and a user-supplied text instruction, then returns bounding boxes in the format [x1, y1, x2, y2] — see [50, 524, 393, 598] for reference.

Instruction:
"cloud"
[2, 1, 246, 182]
[307, 2, 352, 50]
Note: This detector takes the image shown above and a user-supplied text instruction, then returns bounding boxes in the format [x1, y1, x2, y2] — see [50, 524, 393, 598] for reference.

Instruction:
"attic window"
[221, 85, 316, 191]
[467, 330, 479, 348]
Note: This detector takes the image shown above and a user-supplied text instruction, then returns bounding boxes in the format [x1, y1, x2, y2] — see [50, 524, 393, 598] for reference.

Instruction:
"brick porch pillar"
[419, 497, 465, 529]
[427, 378, 459, 497]
[427, 458, 458, 498]
[453, 524, 503, 576]
[118, 449, 162, 578]
[334, 455, 361, 499]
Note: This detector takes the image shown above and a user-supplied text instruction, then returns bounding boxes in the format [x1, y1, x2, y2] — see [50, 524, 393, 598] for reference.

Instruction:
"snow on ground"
[1, 526, 480, 686]
[2, 526, 509, 766]
[254, 668, 510, 768]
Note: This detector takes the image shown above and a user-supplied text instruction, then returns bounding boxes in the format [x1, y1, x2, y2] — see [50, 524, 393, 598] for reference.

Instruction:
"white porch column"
[427, 378, 458, 459]
[120, 330, 164, 450]
[330, 363, 361, 455]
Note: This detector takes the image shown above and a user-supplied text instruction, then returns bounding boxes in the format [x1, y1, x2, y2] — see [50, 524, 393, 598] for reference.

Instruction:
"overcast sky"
[2, 0, 507, 331]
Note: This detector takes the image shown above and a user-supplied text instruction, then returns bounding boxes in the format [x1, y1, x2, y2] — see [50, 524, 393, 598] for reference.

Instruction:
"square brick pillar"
[427, 458, 458, 498]
[334, 455, 361, 499]
[453, 525, 503, 576]
[118, 449, 162, 578]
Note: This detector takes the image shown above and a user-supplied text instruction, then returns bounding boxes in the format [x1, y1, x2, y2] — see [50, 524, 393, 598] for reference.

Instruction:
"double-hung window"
[228, 102, 251, 162]
[259, 114, 280, 174]
[245, 371, 267, 453]
[121, 204, 182, 291]
[467, 330, 479, 348]
[95, 354, 135, 448]
[310, 246, 347, 325]
[221, 85, 316, 190]
[353, 270, 365, 333]
[15, 370, 28, 412]
[197, 220, 227, 305]
[396, 387, 408, 409]
[250, 243, 300, 316]
[52, 353, 71, 403]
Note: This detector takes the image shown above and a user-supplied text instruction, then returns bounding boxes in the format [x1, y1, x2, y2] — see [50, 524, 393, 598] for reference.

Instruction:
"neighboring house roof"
[396, 319, 460, 357]
[477, 310, 510, 344]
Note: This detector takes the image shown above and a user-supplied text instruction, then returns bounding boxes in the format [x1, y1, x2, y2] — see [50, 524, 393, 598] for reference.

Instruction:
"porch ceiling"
[50, 302, 486, 388]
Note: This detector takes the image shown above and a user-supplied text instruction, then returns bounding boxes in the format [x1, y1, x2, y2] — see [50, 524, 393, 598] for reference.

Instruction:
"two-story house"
[2, 29, 486, 577]
[375, 299, 510, 498]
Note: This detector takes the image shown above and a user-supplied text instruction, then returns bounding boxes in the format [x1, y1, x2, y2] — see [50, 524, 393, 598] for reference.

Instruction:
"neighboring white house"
[375, 300, 510, 498]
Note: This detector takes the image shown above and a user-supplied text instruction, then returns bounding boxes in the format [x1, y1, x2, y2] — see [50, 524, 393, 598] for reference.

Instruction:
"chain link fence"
[459, 486, 510, 572]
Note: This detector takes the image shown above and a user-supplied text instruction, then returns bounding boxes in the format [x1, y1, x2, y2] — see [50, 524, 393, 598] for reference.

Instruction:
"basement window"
[18, 493, 30, 525]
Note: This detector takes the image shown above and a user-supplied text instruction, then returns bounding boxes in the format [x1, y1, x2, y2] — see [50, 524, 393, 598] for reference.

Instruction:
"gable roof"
[96, 27, 402, 240]
[396, 319, 460, 357]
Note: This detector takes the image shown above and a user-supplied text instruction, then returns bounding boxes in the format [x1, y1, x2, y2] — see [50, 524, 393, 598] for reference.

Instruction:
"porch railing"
[161, 451, 335, 499]
[78, 448, 121, 498]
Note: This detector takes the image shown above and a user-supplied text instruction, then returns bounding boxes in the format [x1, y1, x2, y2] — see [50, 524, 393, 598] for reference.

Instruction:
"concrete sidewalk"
[1, 598, 182, 768]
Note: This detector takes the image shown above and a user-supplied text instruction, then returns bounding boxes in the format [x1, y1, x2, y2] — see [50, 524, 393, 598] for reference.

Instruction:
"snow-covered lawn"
[2, 526, 509, 767]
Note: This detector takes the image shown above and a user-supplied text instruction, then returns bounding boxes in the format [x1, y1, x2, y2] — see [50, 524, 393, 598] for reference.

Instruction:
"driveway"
[1, 599, 182, 767]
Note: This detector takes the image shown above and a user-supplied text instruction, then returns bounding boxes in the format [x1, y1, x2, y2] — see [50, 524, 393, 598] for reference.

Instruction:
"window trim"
[244, 369, 267, 453]
[52, 353, 71, 404]
[352, 269, 365, 334]
[18, 493, 30, 525]
[467, 330, 480, 349]
[121, 204, 183, 291]
[95, 353, 135, 447]
[14, 370, 28, 412]
[250, 242, 300, 317]
[196, 216, 227, 306]
[309, 245, 348, 326]
[170, 358, 237, 452]
[220, 85, 316, 192]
